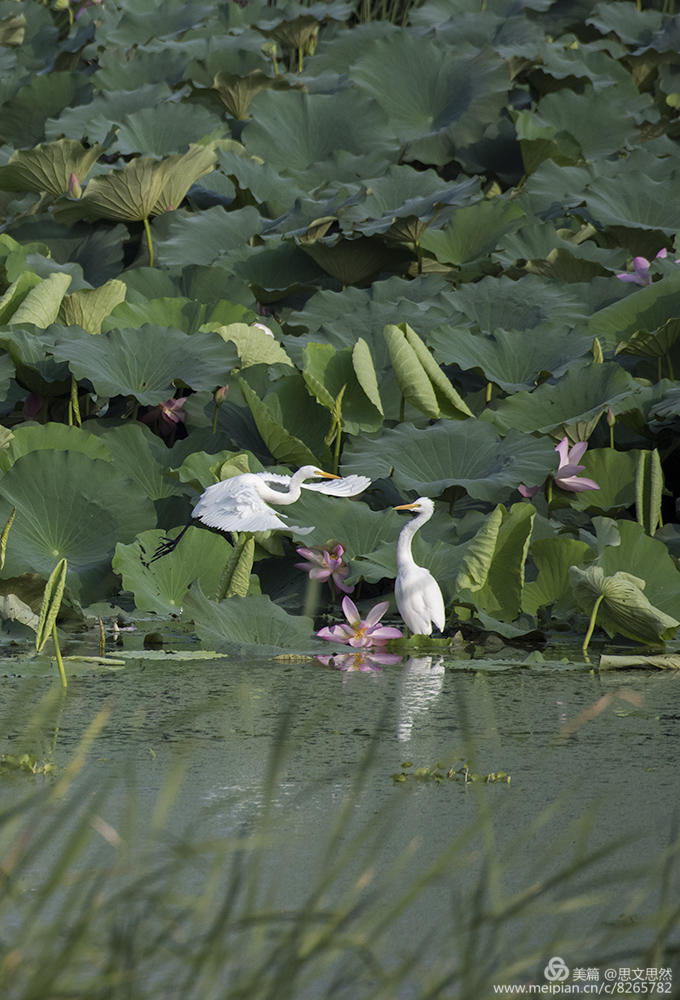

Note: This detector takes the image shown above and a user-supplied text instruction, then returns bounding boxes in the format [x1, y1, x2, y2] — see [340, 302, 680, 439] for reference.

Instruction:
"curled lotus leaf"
[58, 279, 127, 335]
[214, 70, 272, 120]
[569, 564, 679, 644]
[81, 157, 167, 222]
[0, 139, 102, 198]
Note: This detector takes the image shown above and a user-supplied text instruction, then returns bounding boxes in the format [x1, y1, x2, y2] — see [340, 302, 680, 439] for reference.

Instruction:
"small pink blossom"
[23, 392, 44, 419]
[317, 596, 402, 649]
[295, 542, 353, 594]
[518, 484, 540, 500]
[554, 437, 600, 493]
[616, 248, 679, 286]
[141, 397, 186, 442]
[68, 172, 82, 198]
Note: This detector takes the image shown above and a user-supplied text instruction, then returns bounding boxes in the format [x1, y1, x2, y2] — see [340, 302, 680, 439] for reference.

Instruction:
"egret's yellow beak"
[315, 470, 341, 480]
[393, 502, 418, 510]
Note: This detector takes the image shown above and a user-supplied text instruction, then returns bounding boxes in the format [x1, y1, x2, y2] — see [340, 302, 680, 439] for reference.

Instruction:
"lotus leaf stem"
[582, 593, 604, 660]
[332, 423, 342, 475]
[485, 382, 492, 404]
[53, 622, 67, 689]
[143, 215, 154, 267]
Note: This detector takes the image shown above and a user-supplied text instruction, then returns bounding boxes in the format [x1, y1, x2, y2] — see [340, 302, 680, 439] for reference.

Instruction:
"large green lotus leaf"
[343, 421, 555, 502]
[81, 158, 167, 222]
[94, 43, 191, 91]
[566, 448, 637, 513]
[430, 326, 592, 393]
[217, 149, 307, 218]
[149, 143, 219, 216]
[0, 451, 156, 602]
[588, 268, 680, 349]
[232, 244, 323, 300]
[45, 84, 173, 144]
[351, 34, 508, 165]
[0, 140, 102, 198]
[448, 274, 589, 333]
[8, 273, 72, 328]
[0, 423, 111, 473]
[570, 564, 679, 645]
[339, 166, 482, 239]
[0, 327, 68, 392]
[481, 364, 642, 435]
[580, 171, 680, 233]
[100, 0, 213, 47]
[516, 85, 656, 166]
[156, 205, 262, 268]
[302, 341, 382, 435]
[5, 218, 127, 288]
[58, 279, 127, 335]
[420, 197, 525, 267]
[520, 160, 595, 217]
[242, 89, 396, 176]
[599, 520, 680, 620]
[299, 236, 397, 287]
[493, 220, 619, 274]
[238, 371, 331, 468]
[523, 536, 594, 617]
[51, 326, 238, 405]
[585, 2, 664, 47]
[284, 274, 462, 371]
[103, 294, 249, 333]
[1, 73, 82, 147]
[115, 105, 225, 156]
[459, 503, 534, 622]
[93, 424, 189, 501]
[528, 37, 629, 88]
[184, 585, 315, 657]
[113, 527, 233, 615]
[213, 323, 293, 369]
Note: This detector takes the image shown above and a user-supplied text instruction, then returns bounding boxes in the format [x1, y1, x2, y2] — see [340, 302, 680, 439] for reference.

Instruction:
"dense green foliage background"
[2, 0, 680, 652]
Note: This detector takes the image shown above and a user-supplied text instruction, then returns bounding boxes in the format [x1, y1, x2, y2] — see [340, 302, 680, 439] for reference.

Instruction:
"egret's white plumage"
[192, 466, 371, 535]
[394, 497, 446, 635]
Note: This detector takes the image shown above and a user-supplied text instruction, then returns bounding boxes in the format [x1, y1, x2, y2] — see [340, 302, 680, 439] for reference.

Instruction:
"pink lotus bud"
[68, 173, 82, 198]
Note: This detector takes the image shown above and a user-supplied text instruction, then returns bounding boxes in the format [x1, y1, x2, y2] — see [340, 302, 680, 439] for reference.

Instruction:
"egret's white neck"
[261, 467, 312, 506]
[397, 508, 432, 566]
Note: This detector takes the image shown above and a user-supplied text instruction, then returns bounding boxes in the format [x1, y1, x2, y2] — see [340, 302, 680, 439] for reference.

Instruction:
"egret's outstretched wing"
[192, 477, 290, 533]
[301, 474, 371, 497]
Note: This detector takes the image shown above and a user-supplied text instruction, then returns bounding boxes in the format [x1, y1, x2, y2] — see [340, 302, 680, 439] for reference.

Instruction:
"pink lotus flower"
[317, 596, 402, 648]
[553, 438, 600, 493]
[296, 542, 354, 593]
[518, 483, 540, 500]
[616, 248, 679, 286]
[141, 397, 186, 443]
[317, 650, 403, 672]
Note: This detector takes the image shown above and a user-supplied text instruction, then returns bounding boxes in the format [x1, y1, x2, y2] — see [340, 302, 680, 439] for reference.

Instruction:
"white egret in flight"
[393, 497, 446, 635]
[150, 466, 370, 561]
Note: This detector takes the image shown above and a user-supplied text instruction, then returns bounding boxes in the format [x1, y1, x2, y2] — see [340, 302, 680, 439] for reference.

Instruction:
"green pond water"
[2, 639, 680, 998]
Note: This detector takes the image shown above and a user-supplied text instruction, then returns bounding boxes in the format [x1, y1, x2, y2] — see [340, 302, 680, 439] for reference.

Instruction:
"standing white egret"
[393, 497, 446, 635]
[150, 466, 370, 561]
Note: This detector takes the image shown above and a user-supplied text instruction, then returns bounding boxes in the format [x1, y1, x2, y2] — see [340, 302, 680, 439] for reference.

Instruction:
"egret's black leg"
[146, 523, 191, 565]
